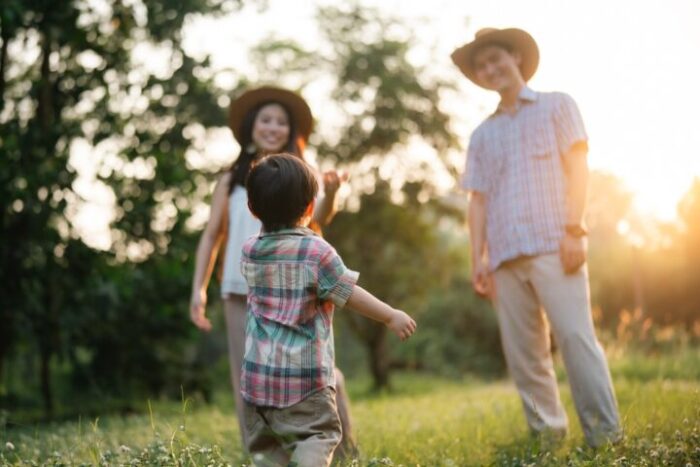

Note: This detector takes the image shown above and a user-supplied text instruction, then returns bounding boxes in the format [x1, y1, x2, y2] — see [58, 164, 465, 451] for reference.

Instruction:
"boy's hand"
[387, 310, 417, 341]
[346, 286, 415, 339]
[190, 289, 212, 332]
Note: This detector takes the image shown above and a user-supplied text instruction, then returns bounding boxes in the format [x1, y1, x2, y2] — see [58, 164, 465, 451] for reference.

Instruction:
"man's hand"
[386, 310, 417, 341]
[559, 234, 587, 274]
[471, 260, 493, 299]
[322, 170, 349, 196]
[190, 289, 212, 332]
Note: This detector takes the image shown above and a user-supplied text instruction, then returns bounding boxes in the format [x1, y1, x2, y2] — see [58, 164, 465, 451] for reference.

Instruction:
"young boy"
[240, 153, 416, 466]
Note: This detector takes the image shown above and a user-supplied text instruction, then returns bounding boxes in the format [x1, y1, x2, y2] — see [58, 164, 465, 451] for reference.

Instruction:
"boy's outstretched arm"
[345, 286, 417, 341]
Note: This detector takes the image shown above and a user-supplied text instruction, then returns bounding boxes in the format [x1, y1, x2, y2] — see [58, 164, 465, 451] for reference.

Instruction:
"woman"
[189, 86, 355, 456]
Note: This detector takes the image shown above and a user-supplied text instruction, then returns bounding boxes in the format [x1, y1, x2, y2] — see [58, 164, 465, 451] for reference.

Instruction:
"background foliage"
[1, 0, 699, 424]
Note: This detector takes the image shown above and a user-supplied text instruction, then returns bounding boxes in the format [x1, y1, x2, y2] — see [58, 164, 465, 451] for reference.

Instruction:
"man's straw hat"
[451, 28, 540, 87]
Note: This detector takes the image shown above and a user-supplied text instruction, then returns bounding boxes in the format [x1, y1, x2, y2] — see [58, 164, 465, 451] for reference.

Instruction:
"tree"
[325, 182, 461, 388]
[244, 3, 463, 388]
[312, 4, 461, 389]
[675, 178, 700, 327]
[678, 178, 700, 263]
[0, 0, 249, 416]
[585, 171, 637, 326]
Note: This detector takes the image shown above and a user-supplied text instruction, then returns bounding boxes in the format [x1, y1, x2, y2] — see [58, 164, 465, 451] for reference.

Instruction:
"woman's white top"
[220, 185, 262, 296]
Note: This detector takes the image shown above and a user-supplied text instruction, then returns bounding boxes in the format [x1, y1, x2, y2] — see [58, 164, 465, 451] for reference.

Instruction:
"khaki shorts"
[244, 387, 342, 467]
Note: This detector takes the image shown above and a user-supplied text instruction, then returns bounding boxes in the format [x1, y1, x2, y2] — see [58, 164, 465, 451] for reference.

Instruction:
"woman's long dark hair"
[228, 101, 304, 194]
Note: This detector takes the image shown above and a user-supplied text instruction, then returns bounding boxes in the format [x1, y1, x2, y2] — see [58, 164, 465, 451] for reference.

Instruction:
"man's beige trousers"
[492, 254, 621, 446]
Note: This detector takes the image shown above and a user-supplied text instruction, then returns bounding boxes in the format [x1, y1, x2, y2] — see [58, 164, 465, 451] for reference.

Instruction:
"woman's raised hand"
[322, 170, 349, 196]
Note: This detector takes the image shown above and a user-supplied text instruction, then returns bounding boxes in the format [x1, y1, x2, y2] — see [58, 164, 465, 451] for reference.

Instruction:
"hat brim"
[451, 28, 539, 87]
[228, 86, 313, 144]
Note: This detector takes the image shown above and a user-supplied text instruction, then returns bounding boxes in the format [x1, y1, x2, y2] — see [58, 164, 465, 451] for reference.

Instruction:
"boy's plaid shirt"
[239, 227, 359, 408]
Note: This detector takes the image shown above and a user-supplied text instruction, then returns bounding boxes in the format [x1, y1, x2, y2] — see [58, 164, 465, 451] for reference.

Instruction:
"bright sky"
[183, 0, 700, 221]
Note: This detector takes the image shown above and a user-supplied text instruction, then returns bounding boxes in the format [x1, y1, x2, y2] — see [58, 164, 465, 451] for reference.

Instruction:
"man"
[452, 28, 621, 447]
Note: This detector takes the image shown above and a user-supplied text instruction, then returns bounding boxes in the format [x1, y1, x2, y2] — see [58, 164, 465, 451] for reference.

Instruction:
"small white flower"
[4, 442, 14, 451]
[120, 445, 132, 453]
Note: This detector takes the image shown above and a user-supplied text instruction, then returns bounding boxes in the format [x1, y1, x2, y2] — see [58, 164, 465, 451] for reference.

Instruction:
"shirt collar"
[494, 86, 538, 115]
[259, 226, 317, 238]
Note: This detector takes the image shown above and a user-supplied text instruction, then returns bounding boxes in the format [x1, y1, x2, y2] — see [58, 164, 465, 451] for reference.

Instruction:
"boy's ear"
[247, 200, 259, 219]
[303, 199, 315, 219]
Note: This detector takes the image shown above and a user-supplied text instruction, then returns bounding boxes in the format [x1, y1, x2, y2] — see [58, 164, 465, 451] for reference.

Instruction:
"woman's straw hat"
[228, 86, 313, 143]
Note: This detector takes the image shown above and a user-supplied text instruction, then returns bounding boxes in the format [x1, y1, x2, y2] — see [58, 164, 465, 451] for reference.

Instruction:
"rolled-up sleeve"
[461, 129, 488, 193]
[554, 93, 588, 157]
[317, 246, 359, 307]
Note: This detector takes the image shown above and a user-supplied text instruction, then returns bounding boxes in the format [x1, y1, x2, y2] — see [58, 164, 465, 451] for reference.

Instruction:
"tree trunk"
[39, 344, 53, 417]
[367, 324, 390, 390]
[0, 316, 10, 390]
[632, 247, 645, 314]
[0, 351, 5, 392]
[343, 313, 393, 390]
[0, 12, 10, 114]
[0, 1, 14, 385]
[38, 27, 53, 131]
[31, 21, 59, 420]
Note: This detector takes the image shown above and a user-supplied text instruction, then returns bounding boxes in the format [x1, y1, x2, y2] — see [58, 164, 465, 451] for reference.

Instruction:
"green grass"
[2, 351, 700, 466]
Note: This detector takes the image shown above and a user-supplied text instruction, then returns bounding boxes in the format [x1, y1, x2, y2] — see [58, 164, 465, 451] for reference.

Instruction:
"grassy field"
[1, 350, 699, 466]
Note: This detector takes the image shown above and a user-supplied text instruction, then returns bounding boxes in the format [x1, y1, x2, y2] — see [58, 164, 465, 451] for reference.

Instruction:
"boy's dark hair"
[246, 153, 318, 232]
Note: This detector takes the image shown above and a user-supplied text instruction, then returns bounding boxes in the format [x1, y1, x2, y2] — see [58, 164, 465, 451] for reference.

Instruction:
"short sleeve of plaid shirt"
[554, 92, 588, 158]
[317, 245, 359, 308]
[461, 128, 488, 193]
